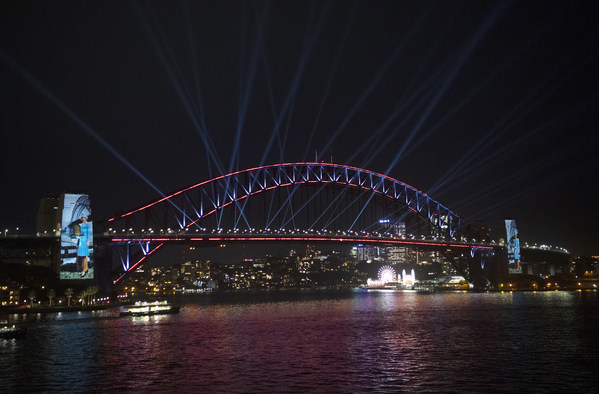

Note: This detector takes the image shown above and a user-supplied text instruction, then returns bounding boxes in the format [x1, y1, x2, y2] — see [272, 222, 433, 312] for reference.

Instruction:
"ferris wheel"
[378, 266, 396, 283]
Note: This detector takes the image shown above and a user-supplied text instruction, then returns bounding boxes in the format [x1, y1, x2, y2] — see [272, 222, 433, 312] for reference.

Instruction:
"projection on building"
[505, 219, 521, 274]
[60, 194, 93, 279]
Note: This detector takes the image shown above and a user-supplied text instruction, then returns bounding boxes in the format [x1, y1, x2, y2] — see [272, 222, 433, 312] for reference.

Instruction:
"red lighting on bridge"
[108, 162, 432, 221]
[110, 236, 494, 250]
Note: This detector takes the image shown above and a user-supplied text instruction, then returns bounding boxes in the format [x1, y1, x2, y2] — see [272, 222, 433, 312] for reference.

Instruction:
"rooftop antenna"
[330, 146, 333, 163]
[315, 149, 318, 163]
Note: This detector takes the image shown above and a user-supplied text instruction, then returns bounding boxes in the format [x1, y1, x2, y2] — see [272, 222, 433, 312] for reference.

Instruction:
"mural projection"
[505, 219, 521, 274]
[60, 194, 93, 279]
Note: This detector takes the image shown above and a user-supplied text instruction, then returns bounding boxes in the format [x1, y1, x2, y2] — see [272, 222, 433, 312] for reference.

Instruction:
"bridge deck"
[98, 233, 495, 250]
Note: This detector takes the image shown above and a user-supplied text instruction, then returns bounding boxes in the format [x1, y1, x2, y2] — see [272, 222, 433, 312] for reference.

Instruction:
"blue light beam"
[384, 1, 511, 175]
[0, 49, 198, 225]
[318, 4, 434, 163]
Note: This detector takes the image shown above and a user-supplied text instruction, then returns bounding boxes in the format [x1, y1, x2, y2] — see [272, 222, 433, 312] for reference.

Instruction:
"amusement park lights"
[378, 266, 396, 283]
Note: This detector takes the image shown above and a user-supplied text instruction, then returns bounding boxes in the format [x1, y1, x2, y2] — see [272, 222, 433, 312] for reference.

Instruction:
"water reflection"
[1, 291, 598, 392]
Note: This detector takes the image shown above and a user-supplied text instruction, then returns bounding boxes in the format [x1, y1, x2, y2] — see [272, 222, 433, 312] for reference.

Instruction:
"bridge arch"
[106, 162, 465, 238]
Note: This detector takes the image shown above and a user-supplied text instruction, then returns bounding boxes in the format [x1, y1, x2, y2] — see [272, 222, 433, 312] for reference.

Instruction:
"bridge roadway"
[96, 232, 496, 250]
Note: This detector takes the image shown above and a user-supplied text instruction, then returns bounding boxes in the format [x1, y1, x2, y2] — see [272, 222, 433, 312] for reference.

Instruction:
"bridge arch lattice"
[106, 163, 465, 238]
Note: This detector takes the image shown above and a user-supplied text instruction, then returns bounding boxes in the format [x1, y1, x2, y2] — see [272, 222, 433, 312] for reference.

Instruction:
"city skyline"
[1, 1, 598, 255]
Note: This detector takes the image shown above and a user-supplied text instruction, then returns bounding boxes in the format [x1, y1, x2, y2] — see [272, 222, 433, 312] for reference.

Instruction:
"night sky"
[1, 1, 598, 255]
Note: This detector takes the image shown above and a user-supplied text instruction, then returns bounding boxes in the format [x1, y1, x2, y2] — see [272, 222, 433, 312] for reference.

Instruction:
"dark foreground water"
[2, 290, 598, 393]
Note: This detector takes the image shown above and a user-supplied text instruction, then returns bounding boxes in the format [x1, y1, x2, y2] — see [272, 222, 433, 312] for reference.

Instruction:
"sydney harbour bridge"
[94, 162, 500, 286]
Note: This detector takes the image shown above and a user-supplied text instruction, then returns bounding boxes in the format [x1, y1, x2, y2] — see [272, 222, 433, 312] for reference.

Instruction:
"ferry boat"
[359, 283, 399, 290]
[0, 322, 27, 339]
[119, 301, 180, 317]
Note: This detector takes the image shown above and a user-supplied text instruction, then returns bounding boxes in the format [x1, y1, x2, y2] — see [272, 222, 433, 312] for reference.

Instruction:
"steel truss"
[105, 162, 464, 238]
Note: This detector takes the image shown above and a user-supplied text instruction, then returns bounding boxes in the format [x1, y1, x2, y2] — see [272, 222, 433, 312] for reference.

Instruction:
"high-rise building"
[36, 196, 61, 235]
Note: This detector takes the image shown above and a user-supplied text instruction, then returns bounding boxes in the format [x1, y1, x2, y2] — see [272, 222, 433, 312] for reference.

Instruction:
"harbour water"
[1, 290, 598, 392]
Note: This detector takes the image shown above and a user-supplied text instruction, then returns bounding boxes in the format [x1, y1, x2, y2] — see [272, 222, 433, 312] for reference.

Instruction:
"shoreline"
[0, 304, 119, 315]
[3, 287, 597, 315]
